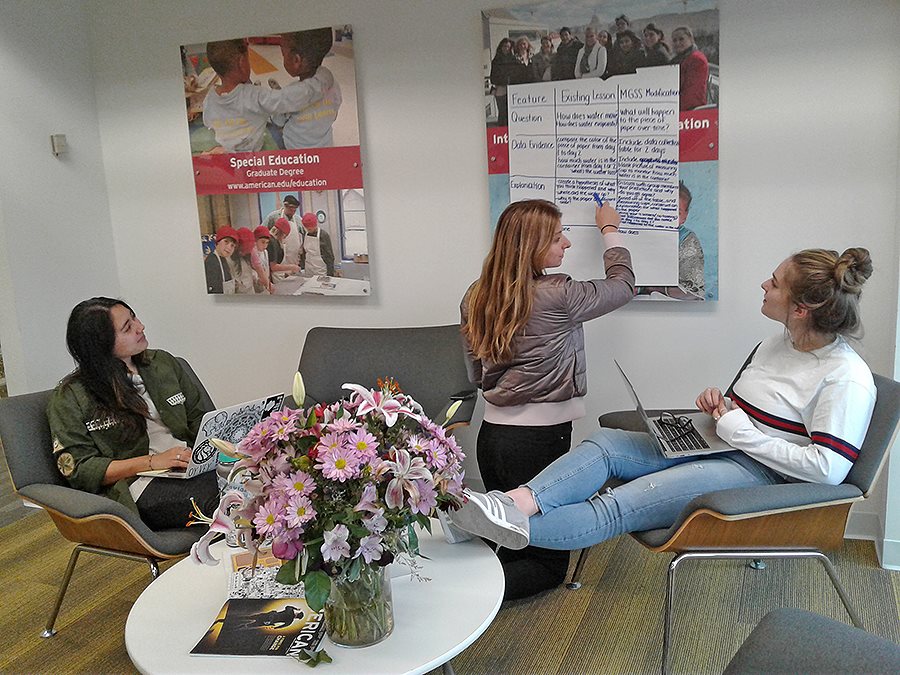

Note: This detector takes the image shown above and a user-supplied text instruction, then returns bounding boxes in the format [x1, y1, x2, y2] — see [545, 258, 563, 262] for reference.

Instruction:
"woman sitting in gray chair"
[452, 248, 876, 551]
[47, 297, 220, 530]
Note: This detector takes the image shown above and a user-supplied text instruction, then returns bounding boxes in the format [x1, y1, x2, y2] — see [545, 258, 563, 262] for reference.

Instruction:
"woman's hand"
[596, 203, 620, 233]
[695, 387, 724, 416]
[156, 446, 192, 470]
[104, 446, 190, 484]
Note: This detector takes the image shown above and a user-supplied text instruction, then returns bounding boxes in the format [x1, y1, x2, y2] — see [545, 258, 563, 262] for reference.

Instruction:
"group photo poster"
[181, 25, 371, 298]
[483, 1, 719, 301]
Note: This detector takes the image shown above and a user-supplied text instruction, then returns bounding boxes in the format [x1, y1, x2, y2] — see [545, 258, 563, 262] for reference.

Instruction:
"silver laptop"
[614, 360, 732, 458]
[138, 392, 284, 479]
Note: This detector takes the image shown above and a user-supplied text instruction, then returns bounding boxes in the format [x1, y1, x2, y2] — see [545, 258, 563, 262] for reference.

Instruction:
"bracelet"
[601, 224, 618, 233]
[148, 455, 154, 470]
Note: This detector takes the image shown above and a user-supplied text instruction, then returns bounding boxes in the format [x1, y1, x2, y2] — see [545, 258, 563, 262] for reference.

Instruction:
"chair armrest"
[438, 392, 477, 430]
[679, 482, 862, 519]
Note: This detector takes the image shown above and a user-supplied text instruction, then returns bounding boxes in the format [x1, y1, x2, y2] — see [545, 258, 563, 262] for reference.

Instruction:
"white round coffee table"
[126, 526, 503, 674]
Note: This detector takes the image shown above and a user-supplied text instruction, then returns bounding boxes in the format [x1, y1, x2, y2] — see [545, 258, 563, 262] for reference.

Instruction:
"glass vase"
[324, 564, 394, 648]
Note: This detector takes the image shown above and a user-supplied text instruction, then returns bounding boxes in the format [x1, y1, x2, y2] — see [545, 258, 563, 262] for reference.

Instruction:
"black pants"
[136, 471, 220, 530]
[477, 420, 572, 601]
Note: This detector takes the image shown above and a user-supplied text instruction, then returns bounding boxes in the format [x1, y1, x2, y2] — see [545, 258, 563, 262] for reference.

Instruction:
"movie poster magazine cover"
[191, 597, 325, 657]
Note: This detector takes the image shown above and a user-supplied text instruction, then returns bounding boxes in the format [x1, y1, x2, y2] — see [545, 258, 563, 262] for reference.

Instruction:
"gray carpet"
[1, 438, 898, 674]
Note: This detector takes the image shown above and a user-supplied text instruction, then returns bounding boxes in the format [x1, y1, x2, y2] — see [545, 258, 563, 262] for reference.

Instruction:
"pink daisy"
[253, 499, 283, 538]
[273, 470, 315, 497]
[285, 494, 316, 529]
[316, 445, 361, 482]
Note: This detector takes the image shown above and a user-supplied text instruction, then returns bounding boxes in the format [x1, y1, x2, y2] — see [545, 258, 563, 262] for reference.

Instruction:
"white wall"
[0, 0, 120, 393]
[1, 1, 898, 543]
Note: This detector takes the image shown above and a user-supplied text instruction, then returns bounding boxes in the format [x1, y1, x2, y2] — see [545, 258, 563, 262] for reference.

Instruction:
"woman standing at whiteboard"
[460, 199, 635, 600]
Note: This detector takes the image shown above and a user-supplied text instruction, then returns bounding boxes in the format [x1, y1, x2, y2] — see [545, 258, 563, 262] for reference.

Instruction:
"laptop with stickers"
[137, 393, 284, 479]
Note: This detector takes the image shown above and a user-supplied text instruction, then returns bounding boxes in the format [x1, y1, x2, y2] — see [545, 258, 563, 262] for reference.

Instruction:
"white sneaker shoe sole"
[450, 490, 529, 550]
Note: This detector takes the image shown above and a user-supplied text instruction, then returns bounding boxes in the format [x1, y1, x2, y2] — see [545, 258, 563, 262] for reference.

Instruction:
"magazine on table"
[191, 597, 325, 657]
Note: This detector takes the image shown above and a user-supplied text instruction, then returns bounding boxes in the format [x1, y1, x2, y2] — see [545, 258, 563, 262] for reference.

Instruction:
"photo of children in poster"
[482, 1, 719, 300]
[181, 25, 371, 297]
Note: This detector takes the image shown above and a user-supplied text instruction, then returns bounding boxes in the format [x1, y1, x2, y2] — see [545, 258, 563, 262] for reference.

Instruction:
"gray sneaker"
[449, 489, 530, 550]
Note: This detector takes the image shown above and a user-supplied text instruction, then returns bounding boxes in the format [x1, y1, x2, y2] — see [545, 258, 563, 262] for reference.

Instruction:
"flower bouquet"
[191, 374, 467, 650]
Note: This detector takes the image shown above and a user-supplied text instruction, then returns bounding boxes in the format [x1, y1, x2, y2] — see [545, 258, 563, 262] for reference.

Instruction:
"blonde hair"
[514, 36, 533, 59]
[788, 247, 873, 336]
[463, 200, 561, 363]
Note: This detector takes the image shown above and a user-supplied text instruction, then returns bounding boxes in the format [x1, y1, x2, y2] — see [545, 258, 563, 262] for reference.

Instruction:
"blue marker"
[593, 192, 605, 207]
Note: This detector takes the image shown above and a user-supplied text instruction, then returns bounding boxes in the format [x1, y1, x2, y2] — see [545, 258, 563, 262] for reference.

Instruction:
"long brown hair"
[463, 200, 561, 363]
[62, 297, 150, 440]
[788, 247, 873, 337]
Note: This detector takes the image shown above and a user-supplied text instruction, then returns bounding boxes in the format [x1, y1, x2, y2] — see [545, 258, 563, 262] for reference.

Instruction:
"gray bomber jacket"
[461, 245, 634, 407]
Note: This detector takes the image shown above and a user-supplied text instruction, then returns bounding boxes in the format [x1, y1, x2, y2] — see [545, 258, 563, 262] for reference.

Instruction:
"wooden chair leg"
[566, 547, 591, 590]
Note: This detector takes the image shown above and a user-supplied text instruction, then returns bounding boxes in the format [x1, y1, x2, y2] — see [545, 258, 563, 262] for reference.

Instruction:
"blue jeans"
[525, 428, 783, 550]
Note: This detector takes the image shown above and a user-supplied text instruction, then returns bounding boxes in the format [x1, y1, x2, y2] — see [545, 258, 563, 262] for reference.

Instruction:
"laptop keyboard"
[653, 419, 710, 452]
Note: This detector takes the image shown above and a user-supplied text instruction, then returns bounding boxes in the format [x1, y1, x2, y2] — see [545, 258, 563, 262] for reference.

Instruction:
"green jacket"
[47, 349, 212, 513]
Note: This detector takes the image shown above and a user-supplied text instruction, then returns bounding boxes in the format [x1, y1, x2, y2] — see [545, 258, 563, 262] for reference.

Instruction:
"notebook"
[137, 393, 285, 479]
[614, 360, 732, 459]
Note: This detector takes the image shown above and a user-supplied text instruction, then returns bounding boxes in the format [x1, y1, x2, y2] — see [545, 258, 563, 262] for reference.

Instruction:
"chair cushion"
[724, 608, 900, 673]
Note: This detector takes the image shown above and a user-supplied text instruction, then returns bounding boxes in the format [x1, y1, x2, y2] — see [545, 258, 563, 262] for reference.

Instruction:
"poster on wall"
[180, 25, 371, 297]
[483, 1, 719, 301]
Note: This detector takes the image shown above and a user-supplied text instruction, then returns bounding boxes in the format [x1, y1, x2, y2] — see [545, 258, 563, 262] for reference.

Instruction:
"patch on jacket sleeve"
[85, 416, 118, 432]
[56, 452, 75, 477]
[166, 392, 186, 406]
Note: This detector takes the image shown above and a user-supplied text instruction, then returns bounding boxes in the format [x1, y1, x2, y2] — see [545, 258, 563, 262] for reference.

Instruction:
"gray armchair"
[567, 365, 900, 675]
[297, 325, 477, 430]
[724, 608, 900, 674]
[0, 357, 211, 637]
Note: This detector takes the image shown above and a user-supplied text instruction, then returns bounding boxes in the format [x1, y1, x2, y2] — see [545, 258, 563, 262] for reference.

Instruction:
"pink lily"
[342, 383, 415, 427]
[189, 492, 244, 566]
[353, 482, 380, 513]
[376, 447, 433, 510]
[190, 530, 220, 566]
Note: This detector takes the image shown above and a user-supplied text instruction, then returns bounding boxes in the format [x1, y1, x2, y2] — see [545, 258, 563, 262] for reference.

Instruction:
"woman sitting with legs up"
[452, 248, 876, 552]
[48, 297, 220, 530]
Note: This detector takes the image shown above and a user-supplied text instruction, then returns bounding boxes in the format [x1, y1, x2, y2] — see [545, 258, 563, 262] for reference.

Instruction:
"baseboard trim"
[880, 538, 900, 570]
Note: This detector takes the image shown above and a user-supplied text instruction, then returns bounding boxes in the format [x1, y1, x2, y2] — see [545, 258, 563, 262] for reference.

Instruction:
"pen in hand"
[593, 192, 605, 207]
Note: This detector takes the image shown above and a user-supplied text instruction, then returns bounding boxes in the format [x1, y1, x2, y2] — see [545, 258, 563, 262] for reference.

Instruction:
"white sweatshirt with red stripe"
[716, 333, 875, 485]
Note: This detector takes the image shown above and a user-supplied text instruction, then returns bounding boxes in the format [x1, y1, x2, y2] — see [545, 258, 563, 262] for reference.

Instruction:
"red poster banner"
[679, 109, 718, 163]
[486, 127, 510, 175]
[193, 146, 364, 195]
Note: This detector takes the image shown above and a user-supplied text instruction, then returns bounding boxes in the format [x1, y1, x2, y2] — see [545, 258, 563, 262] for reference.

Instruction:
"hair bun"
[834, 247, 872, 295]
